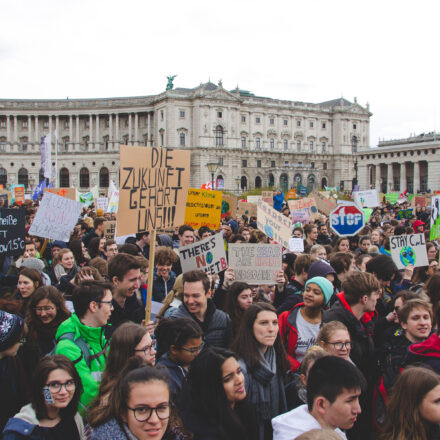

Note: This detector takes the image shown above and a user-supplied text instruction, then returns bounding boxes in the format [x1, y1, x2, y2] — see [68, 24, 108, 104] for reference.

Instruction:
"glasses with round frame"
[327, 341, 351, 350]
[127, 403, 171, 422]
[134, 340, 156, 356]
[180, 341, 205, 354]
[35, 306, 56, 313]
[45, 379, 76, 394]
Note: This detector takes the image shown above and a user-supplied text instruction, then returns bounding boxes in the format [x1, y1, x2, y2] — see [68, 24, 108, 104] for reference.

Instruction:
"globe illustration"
[400, 246, 415, 267]
[264, 224, 274, 238]
[206, 252, 213, 264]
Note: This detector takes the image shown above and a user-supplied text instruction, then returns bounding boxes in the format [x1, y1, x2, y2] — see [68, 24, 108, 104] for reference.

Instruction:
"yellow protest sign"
[184, 188, 222, 230]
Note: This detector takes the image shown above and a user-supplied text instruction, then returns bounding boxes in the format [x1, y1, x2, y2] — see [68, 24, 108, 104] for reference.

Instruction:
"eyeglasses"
[35, 306, 56, 313]
[96, 300, 113, 306]
[127, 403, 170, 422]
[44, 379, 76, 394]
[180, 341, 205, 354]
[134, 341, 156, 355]
[328, 342, 351, 350]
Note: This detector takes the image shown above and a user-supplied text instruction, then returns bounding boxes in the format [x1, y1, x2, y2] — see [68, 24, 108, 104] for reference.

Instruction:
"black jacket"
[108, 294, 144, 334]
[275, 279, 304, 314]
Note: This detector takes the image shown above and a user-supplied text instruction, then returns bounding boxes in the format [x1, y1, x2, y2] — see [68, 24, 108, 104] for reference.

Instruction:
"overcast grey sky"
[2, 0, 439, 147]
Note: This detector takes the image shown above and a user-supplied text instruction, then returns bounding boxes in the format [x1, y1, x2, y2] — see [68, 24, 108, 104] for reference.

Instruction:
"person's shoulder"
[91, 418, 127, 440]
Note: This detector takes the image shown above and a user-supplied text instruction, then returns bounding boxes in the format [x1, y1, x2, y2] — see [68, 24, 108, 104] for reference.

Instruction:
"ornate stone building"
[0, 81, 370, 193]
[356, 132, 440, 193]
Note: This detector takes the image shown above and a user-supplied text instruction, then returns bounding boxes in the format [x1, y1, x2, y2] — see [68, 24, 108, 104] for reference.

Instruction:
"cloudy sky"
[2, 0, 439, 147]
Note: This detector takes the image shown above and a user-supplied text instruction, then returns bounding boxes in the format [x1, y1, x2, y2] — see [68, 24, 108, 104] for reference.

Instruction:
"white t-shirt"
[294, 310, 321, 363]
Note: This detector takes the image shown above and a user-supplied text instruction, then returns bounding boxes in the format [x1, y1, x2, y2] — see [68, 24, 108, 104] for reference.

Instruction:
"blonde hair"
[317, 321, 349, 345]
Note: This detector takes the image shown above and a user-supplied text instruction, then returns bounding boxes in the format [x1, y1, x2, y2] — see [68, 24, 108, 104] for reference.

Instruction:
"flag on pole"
[40, 134, 52, 179]
[32, 179, 47, 201]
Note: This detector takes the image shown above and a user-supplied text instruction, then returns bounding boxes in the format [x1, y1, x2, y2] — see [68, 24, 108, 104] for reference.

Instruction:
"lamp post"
[206, 161, 218, 190]
[235, 176, 241, 195]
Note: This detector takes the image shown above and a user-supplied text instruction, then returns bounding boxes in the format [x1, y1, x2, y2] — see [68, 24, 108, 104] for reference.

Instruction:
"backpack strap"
[58, 332, 92, 367]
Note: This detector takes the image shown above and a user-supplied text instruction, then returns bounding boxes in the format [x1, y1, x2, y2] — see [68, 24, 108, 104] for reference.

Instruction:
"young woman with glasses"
[87, 322, 156, 426]
[316, 321, 352, 361]
[2, 355, 85, 439]
[90, 358, 190, 440]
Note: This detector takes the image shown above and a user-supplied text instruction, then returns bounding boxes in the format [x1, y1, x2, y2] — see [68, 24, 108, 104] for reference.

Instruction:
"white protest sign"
[29, 192, 83, 241]
[97, 197, 109, 212]
[257, 199, 292, 249]
[179, 232, 227, 275]
[289, 237, 304, 253]
[353, 189, 379, 208]
[228, 243, 282, 285]
[390, 233, 429, 270]
[107, 190, 119, 213]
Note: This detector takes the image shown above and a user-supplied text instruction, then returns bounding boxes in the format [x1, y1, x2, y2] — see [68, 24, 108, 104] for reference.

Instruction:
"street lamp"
[206, 161, 218, 190]
[235, 176, 241, 194]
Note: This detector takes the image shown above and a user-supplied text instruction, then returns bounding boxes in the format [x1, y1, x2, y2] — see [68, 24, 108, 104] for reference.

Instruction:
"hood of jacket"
[409, 332, 440, 358]
[413, 220, 425, 233]
[55, 313, 105, 344]
[336, 292, 376, 324]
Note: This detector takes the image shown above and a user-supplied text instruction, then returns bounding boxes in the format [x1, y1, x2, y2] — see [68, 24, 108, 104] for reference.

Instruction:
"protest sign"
[288, 197, 319, 222]
[412, 196, 426, 208]
[385, 193, 399, 204]
[313, 191, 337, 216]
[79, 191, 94, 206]
[247, 195, 261, 204]
[107, 190, 119, 213]
[103, 221, 116, 241]
[29, 192, 83, 242]
[117, 146, 190, 235]
[184, 188, 222, 230]
[362, 208, 373, 222]
[287, 189, 297, 200]
[0, 193, 9, 208]
[179, 232, 227, 275]
[396, 209, 413, 220]
[289, 238, 304, 253]
[0, 208, 25, 257]
[97, 197, 109, 212]
[257, 199, 292, 249]
[291, 210, 310, 224]
[353, 189, 380, 208]
[221, 194, 238, 219]
[44, 187, 76, 200]
[390, 233, 429, 270]
[14, 186, 25, 205]
[228, 243, 282, 284]
[237, 201, 257, 217]
[430, 196, 440, 240]
[261, 191, 273, 206]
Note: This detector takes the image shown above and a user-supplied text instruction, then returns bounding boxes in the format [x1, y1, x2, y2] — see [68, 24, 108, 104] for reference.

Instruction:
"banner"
[0, 208, 25, 257]
[184, 188, 222, 230]
[237, 201, 257, 217]
[179, 232, 227, 275]
[118, 146, 191, 235]
[29, 192, 83, 241]
[228, 243, 282, 284]
[288, 197, 319, 222]
[257, 199, 292, 249]
[107, 190, 119, 213]
[221, 194, 238, 219]
[430, 196, 440, 240]
[247, 195, 261, 204]
[44, 187, 76, 200]
[390, 233, 429, 270]
[353, 189, 380, 208]
[40, 134, 52, 179]
[103, 221, 116, 241]
[97, 197, 109, 212]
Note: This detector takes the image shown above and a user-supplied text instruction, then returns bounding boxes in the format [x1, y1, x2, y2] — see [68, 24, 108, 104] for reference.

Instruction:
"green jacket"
[55, 313, 108, 413]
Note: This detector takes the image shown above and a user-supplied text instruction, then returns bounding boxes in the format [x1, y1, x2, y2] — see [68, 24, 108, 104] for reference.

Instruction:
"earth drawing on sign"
[400, 246, 416, 267]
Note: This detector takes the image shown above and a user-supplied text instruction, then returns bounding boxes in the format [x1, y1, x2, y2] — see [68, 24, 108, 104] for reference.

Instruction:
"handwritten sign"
[29, 192, 83, 241]
[221, 194, 238, 219]
[103, 221, 116, 241]
[0, 208, 25, 257]
[289, 238, 304, 253]
[97, 197, 109, 212]
[247, 195, 261, 204]
[179, 232, 227, 275]
[288, 197, 319, 221]
[237, 201, 257, 217]
[107, 190, 119, 213]
[228, 243, 282, 284]
[257, 199, 292, 249]
[385, 193, 399, 204]
[14, 186, 25, 205]
[390, 233, 429, 270]
[118, 146, 191, 235]
[184, 188, 222, 229]
[353, 189, 379, 208]
[313, 191, 337, 216]
[44, 187, 76, 200]
[261, 191, 273, 206]
[287, 189, 297, 200]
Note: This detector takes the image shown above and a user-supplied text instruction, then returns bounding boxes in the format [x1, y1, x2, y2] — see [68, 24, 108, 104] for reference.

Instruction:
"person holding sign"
[152, 247, 178, 303]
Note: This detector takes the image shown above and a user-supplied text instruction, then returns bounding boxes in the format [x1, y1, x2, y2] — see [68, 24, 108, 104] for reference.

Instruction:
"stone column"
[414, 161, 420, 193]
[49, 116, 52, 138]
[134, 113, 139, 145]
[115, 114, 119, 146]
[89, 114, 93, 144]
[69, 115, 73, 144]
[385, 163, 391, 192]
[96, 114, 100, 149]
[128, 113, 132, 144]
[27, 115, 32, 143]
[55, 115, 59, 140]
[76, 115, 80, 147]
[6, 115, 10, 143]
[109, 114, 113, 142]
[147, 113, 151, 145]
[35, 116, 39, 144]
[13, 115, 18, 143]
[400, 162, 407, 193]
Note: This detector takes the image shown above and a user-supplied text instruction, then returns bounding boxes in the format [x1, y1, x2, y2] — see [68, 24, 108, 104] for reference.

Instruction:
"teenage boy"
[172, 225, 195, 275]
[55, 280, 114, 411]
[272, 356, 365, 439]
[82, 216, 106, 247]
[103, 239, 118, 262]
[170, 269, 232, 348]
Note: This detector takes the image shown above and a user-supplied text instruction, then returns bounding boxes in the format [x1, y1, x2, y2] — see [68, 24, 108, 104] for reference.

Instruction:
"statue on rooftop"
[166, 75, 177, 90]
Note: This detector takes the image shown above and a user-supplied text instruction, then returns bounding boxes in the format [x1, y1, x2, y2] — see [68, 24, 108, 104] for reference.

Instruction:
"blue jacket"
[156, 353, 187, 401]
[153, 269, 176, 303]
[273, 193, 284, 212]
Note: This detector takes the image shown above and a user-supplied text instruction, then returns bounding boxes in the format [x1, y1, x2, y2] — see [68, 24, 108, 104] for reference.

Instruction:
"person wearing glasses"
[317, 321, 352, 362]
[2, 355, 85, 439]
[90, 359, 190, 440]
[55, 280, 114, 414]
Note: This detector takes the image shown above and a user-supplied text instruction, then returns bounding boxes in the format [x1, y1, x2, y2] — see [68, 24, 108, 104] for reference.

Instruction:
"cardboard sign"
[353, 189, 380, 208]
[0, 208, 25, 257]
[14, 186, 25, 205]
[247, 195, 261, 204]
[289, 237, 304, 253]
[385, 193, 399, 204]
[237, 201, 257, 217]
[117, 146, 191, 235]
[430, 196, 440, 240]
[97, 197, 109, 212]
[288, 197, 319, 222]
[313, 191, 337, 216]
[291, 210, 310, 224]
[257, 199, 292, 249]
[44, 187, 76, 200]
[184, 188, 222, 230]
[228, 243, 282, 284]
[287, 189, 297, 200]
[29, 192, 83, 241]
[107, 190, 119, 213]
[390, 233, 429, 270]
[103, 221, 116, 241]
[261, 191, 273, 206]
[396, 209, 413, 220]
[221, 194, 238, 219]
[413, 196, 426, 208]
[179, 232, 227, 275]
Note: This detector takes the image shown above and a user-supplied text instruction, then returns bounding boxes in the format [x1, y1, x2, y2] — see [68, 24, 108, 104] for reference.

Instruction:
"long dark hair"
[68, 239, 89, 266]
[184, 346, 258, 440]
[231, 302, 289, 374]
[425, 273, 440, 327]
[87, 237, 101, 259]
[31, 355, 82, 420]
[224, 282, 252, 334]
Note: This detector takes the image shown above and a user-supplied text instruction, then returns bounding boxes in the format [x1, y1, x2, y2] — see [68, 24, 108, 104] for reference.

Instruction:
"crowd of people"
[0, 193, 439, 440]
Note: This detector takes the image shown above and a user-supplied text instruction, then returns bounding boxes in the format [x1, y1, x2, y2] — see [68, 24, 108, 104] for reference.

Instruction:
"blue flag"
[32, 180, 47, 201]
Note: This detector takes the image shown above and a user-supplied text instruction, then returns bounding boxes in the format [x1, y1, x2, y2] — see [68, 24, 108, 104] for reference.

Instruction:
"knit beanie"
[307, 260, 336, 280]
[0, 311, 24, 352]
[305, 276, 334, 306]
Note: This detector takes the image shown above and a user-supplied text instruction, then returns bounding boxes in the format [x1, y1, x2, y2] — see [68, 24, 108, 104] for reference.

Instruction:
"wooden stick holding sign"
[145, 229, 157, 323]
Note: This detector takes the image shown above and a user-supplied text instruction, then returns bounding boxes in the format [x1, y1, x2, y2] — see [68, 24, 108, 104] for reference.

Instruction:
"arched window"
[215, 126, 224, 146]
[80, 167, 89, 188]
[255, 176, 262, 188]
[307, 174, 316, 192]
[60, 168, 69, 188]
[179, 133, 185, 147]
[321, 177, 328, 189]
[280, 173, 289, 193]
[0, 167, 7, 186]
[294, 173, 302, 184]
[18, 167, 28, 188]
[268, 173, 275, 188]
[240, 176, 247, 191]
[99, 167, 109, 188]
[216, 175, 224, 190]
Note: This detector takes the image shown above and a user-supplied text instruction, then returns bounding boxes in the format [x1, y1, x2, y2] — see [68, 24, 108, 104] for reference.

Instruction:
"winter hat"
[307, 260, 336, 280]
[21, 257, 45, 273]
[0, 311, 24, 352]
[96, 209, 104, 216]
[305, 276, 334, 306]
[52, 240, 67, 250]
[282, 252, 297, 268]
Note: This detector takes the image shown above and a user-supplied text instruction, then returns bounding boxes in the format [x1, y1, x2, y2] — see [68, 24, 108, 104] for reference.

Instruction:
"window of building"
[283, 139, 288, 150]
[311, 162, 315, 169]
[99, 167, 109, 188]
[271, 160, 276, 168]
[22, 121, 28, 128]
[0, 120, 6, 128]
[0, 167, 7, 185]
[309, 121, 314, 128]
[296, 120, 301, 127]
[298, 162, 302, 167]
[242, 159, 247, 167]
[80, 167, 89, 188]
[270, 118, 274, 125]
[105, 119, 109, 128]
[322, 122, 326, 129]
[215, 126, 224, 146]
[160, 111, 164, 121]
[256, 117, 261, 124]
[217, 111, 222, 118]
[60, 168, 69, 188]
[353, 124, 357, 130]
[18, 167, 28, 188]
[323, 162, 327, 170]
[284, 160, 289, 167]
[255, 137, 261, 149]
[284, 119, 288, 126]
[270, 138, 275, 149]
[309, 141, 314, 151]
[218, 157, 224, 166]
[257, 159, 262, 168]
[85, 120, 90, 128]
[297, 141, 301, 151]
[241, 115, 246, 123]
[179, 111, 185, 118]
[241, 137, 246, 148]
[322, 142, 326, 152]
[179, 133, 185, 146]
[64, 121, 69, 129]
[160, 131, 164, 146]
